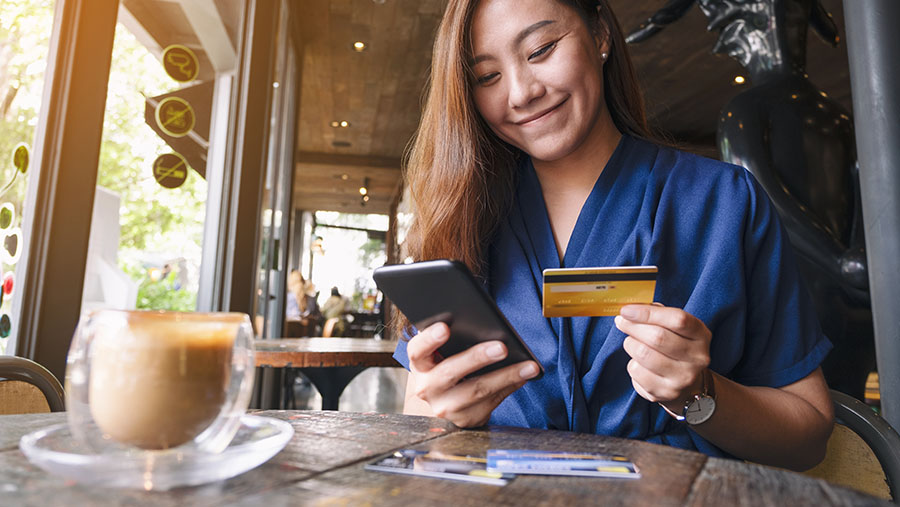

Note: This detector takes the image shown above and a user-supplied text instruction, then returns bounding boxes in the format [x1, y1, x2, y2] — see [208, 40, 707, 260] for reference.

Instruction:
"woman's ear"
[597, 36, 611, 60]
[593, 5, 612, 58]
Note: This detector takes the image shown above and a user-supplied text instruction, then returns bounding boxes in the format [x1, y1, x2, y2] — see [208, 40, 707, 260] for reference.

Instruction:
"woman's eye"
[476, 72, 499, 85]
[528, 41, 557, 61]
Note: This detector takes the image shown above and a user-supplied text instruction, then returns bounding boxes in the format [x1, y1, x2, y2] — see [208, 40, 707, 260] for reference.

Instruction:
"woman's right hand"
[406, 322, 540, 428]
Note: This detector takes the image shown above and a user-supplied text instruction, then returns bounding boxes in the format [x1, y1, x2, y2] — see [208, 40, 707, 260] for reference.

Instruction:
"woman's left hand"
[615, 304, 712, 413]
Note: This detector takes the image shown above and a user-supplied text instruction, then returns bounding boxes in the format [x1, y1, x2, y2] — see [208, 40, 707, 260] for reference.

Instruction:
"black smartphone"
[373, 259, 543, 379]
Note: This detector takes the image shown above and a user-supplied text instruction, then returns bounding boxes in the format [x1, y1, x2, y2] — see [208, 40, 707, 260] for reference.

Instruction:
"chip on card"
[542, 266, 658, 317]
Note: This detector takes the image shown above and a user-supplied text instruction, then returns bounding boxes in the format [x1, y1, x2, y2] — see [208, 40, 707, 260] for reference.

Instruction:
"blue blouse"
[393, 135, 831, 458]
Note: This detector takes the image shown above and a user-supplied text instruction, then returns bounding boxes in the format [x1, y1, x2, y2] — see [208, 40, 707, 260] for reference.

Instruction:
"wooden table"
[253, 338, 400, 410]
[0, 411, 888, 506]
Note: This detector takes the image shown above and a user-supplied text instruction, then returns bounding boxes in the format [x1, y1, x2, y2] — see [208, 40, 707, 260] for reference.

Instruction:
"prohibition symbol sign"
[155, 97, 195, 138]
[162, 44, 199, 83]
[152, 153, 189, 189]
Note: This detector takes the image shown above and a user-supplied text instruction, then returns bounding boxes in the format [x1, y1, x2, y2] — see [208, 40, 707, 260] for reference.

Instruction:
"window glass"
[0, 0, 56, 354]
[81, 1, 241, 316]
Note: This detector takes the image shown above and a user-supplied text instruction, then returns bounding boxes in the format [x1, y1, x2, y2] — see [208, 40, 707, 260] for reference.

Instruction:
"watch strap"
[658, 368, 715, 422]
[704, 368, 716, 400]
[659, 400, 685, 421]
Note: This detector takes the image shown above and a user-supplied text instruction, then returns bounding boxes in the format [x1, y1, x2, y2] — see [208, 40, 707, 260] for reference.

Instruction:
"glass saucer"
[19, 414, 294, 491]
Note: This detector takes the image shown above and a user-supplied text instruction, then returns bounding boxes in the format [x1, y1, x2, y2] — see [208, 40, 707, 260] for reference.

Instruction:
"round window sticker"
[1, 144, 29, 199]
[152, 153, 189, 189]
[0, 314, 11, 338]
[1, 227, 21, 265]
[13, 143, 29, 174]
[162, 44, 199, 83]
[0, 203, 14, 230]
[2, 272, 12, 295]
[155, 97, 195, 138]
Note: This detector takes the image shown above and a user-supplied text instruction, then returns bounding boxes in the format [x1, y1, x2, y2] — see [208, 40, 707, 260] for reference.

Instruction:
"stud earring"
[601, 52, 608, 61]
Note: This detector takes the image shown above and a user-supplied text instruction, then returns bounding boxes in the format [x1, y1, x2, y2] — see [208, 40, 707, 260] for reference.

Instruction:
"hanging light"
[360, 177, 371, 206]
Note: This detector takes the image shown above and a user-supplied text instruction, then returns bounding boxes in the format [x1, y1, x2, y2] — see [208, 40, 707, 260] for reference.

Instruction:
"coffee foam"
[88, 317, 238, 449]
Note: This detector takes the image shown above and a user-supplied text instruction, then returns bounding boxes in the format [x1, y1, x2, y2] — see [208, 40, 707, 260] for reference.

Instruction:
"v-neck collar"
[518, 135, 631, 270]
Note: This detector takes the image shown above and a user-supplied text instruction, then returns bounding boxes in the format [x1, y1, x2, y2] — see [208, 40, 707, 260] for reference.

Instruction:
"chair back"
[804, 389, 900, 501]
[0, 356, 65, 414]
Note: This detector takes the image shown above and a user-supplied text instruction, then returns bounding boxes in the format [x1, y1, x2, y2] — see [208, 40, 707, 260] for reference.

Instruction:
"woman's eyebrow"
[514, 19, 556, 47]
[471, 19, 557, 65]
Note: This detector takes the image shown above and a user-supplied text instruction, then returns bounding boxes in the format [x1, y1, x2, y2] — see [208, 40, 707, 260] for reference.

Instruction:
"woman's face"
[469, 0, 608, 163]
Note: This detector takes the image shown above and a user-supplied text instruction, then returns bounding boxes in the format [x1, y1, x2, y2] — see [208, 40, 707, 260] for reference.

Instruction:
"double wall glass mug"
[66, 310, 256, 454]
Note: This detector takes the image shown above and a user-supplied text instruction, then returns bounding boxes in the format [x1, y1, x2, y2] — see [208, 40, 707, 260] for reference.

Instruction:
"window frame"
[10, 0, 120, 381]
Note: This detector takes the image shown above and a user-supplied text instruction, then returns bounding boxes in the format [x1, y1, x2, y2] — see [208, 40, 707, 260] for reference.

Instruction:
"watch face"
[684, 396, 716, 425]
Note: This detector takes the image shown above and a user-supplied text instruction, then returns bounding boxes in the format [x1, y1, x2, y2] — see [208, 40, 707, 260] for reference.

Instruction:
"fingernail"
[614, 315, 624, 327]
[432, 326, 449, 342]
[519, 363, 538, 379]
[486, 343, 506, 359]
[620, 306, 640, 320]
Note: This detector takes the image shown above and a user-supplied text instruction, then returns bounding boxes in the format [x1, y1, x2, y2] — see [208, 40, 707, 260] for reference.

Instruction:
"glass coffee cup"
[65, 310, 256, 454]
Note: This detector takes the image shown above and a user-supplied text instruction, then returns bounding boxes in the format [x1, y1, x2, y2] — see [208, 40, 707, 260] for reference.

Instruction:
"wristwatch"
[660, 368, 717, 425]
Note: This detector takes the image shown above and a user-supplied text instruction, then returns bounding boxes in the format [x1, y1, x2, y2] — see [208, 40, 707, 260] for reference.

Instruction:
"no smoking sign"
[152, 153, 189, 189]
[155, 97, 195, 138]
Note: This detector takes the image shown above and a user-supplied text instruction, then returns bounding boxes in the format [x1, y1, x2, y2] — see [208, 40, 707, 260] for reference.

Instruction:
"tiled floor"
[291, 367, 409, 413]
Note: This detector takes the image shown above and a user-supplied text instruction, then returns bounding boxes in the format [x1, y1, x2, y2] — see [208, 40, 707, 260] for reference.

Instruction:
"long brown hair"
[397, 0, 655, 335]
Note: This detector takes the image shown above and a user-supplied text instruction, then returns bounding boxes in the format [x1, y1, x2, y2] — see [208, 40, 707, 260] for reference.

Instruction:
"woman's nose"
[507, 67, 545, 109]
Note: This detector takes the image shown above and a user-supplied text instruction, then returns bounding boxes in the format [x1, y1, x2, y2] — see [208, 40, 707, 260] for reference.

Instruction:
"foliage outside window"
[94, 24, 208, 313]
[0, 0, 54, 354]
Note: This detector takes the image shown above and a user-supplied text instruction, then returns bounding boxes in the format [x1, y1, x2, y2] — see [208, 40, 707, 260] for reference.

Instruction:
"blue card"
[486, 450, 641, 478]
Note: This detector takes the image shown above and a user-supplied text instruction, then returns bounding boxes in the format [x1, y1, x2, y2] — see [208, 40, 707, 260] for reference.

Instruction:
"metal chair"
[0, 356, 65, 414]
[804, 389, 900, 502]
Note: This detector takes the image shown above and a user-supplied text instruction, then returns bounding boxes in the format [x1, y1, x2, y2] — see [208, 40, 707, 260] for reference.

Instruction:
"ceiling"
[123, 0, 852, 217]
[122, 0, 243, 75]
[291, 0, 852, 216]
[292, 0, 445, 214]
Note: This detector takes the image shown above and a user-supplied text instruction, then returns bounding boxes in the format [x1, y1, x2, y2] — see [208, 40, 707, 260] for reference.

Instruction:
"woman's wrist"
[658, 368, 708, 419]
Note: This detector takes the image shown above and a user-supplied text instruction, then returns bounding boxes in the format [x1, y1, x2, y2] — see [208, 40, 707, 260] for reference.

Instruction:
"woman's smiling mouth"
[515, 98, 568, 126]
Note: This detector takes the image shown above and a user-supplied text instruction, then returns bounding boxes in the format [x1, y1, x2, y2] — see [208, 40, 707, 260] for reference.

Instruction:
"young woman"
[392, 0, 833, 471]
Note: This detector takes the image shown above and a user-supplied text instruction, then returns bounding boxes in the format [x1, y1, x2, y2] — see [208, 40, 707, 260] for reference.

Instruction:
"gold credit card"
[542, 266, 658, 317]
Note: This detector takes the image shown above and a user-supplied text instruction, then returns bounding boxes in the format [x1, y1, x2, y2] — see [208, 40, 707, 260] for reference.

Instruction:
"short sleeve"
[392, 327, 414, 370]
[729, 170, 832, 386]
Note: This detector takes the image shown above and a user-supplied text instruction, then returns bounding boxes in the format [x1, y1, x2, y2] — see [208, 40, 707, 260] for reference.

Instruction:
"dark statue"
[627, 0, 874, 399]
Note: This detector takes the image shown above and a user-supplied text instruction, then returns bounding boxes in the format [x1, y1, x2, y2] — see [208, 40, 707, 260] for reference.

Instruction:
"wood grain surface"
[0, 411, 456, 507]
[0, 413, 60, 451]
[0, 411, 889, 506]
[687, 456, 887, 507]
[253, 338, 400, 368]
[288, 426, 707, 507]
